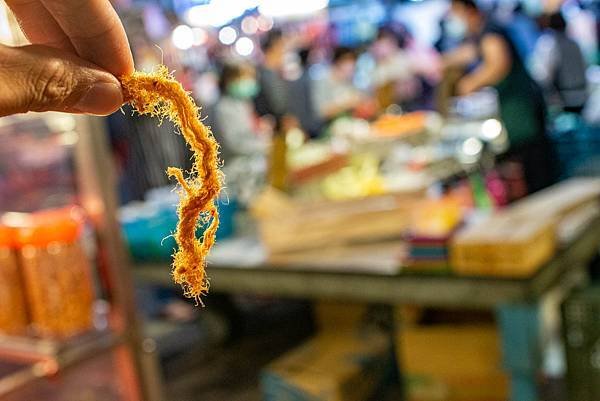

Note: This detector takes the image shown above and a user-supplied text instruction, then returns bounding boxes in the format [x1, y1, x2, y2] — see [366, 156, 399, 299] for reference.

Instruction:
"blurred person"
[214, 62, 270, 160]
[313, 47, 369, 121]
[255, 29, 289, 123]
[436, 16, 464, 53]
[503, 3, 541, 62]
[444, 0, 555, 193]
[0, 0, 133, 117]
[215, 62, 272, 203]
[370, 27, 418, 110]
[530, 12, 588, 114]
[287, 48, 323, 138]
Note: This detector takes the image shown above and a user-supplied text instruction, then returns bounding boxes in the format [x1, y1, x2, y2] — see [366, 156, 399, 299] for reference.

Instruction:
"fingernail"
[74, 82, 123, 115]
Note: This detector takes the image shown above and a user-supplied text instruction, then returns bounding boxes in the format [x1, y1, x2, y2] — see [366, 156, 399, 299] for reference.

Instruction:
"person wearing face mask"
[214, 63, 270, 160]
[371, 27, 417, 110]
[313, 47, 368, 121]
[287, 48, 324, 138]
[255, 30, 292, 124]
[443, 0, 556, 193]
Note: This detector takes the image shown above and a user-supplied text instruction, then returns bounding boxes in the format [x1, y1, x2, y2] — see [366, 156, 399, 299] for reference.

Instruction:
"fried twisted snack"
[121, 66, 222, 302]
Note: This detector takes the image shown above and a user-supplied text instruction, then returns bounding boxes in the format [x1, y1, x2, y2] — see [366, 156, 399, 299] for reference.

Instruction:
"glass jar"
[0, 225, 27, 335]
[14, 207, 95, 338]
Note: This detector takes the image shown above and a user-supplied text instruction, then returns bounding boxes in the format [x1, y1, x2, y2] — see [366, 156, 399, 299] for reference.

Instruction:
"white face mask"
[522, 0, 543, 17]
[446, 15, 468, 40]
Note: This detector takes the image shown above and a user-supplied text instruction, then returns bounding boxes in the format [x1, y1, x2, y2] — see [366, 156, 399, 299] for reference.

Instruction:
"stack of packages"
[404, 198, 464, 272]
[0, 207, 95, 338]
[405, 236, 451, 272]
[261, 302, 393, 401]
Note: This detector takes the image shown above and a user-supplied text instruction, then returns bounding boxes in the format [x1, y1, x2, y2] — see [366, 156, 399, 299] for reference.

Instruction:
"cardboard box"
[450, 178, 600, 277]
[398, 322, 508, 401]
[314, 301, 369, 332]
[450, 214, 556, 277]
[261, 331, 391, 401]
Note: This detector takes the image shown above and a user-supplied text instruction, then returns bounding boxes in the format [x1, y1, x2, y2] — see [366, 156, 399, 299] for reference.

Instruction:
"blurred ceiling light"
[257, 14, 274, 31]
[241, 16, 259, 35]
[186, 4, 230, 27]
[258, 0, 329, 18]
[218, 26, 238, 45]
[192, 28, 208, 46]
[172, 24, 194, 50]
[481, 118, 502, 141]
[462, 137, 483, 157]
[235, 37, 255, 56]
[186, 0, 258, 28]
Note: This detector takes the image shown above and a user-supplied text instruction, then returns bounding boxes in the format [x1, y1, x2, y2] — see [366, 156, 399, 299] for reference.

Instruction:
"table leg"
[496, 303, 541, 401]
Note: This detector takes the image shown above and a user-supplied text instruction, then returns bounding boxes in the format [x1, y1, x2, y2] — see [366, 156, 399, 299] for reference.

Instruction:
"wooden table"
[135, 216, 600, 308]
[135, 216, 600, 401]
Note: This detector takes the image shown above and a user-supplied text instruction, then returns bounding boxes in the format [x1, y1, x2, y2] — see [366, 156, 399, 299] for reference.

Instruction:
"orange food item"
[371, 111, 427, 138]
[121, 66, 222, 302]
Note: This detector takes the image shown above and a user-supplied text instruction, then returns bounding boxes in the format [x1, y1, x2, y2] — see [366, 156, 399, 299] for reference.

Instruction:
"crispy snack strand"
[121, 66, 222, 302]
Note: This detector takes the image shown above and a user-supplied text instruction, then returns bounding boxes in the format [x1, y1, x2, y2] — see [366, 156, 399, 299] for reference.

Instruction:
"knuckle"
[29, 59, 76, 111]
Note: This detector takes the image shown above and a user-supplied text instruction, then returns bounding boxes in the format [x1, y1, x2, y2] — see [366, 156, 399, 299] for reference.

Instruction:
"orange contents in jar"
[0, 224, 28, 335]
[13, 207, 95, 338]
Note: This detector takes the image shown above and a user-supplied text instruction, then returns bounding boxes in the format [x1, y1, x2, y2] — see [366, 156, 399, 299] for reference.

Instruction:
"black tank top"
[477, 20, 547, 146]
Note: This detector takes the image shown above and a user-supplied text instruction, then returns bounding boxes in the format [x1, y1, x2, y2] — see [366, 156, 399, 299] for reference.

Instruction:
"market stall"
[1, 0, 598, 399]
[135, 177, 600, 401]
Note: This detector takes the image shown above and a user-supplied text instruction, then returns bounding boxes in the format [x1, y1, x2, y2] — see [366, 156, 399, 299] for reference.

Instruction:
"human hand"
[0, 0, 134, 117]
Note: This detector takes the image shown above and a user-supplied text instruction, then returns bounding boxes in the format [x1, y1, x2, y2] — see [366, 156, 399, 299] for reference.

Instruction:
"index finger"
[40, 0, 134, 77]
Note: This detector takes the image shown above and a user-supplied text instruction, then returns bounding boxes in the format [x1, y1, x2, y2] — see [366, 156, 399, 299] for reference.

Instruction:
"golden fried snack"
[121, 66, 222, 302]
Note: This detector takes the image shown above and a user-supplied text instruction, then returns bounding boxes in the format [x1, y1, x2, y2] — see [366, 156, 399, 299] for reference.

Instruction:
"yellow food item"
[122, 66, 222, 302]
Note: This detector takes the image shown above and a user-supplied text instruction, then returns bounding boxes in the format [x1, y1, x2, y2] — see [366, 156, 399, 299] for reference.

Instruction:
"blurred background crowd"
[107, 0, 600, 206]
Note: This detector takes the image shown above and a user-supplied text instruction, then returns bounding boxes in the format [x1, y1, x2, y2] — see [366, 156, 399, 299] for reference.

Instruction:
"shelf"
[0, 330, 123, 397]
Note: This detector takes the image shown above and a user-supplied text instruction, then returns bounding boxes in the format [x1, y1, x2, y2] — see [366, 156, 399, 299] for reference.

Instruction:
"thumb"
[0, 44, 124, 117]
